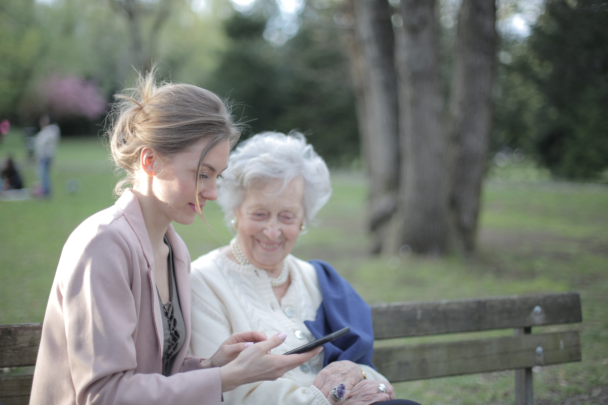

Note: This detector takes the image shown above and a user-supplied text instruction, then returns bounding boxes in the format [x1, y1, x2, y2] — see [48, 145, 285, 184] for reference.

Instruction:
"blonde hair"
[106, 68, 241, 205]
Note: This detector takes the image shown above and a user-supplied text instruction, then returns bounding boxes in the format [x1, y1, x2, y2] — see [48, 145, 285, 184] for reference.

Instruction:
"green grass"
[1, 130, 607, 404]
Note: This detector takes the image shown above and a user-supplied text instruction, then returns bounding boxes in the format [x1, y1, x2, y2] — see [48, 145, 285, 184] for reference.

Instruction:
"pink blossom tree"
[42, 75, 107, 120]
[0, 119, 9, 135]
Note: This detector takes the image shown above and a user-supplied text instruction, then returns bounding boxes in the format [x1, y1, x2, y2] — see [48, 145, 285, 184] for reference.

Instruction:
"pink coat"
[30, 190, 222, 405]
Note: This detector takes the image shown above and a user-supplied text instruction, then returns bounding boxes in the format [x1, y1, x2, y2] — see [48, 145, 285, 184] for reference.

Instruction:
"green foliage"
[495, 0, 608, 180]
[0, 0, 227, 131]
[1, 0, 358, 161]
[529, 0, 608, 179]
[0, 0, 45, 119]
[493, 40, 544, 153]
[206, 5, 359, 166]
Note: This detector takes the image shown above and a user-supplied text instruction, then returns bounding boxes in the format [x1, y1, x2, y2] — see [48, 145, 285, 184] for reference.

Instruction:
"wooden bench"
[0, 292, 582, 405]
[371, 292, 582, 405]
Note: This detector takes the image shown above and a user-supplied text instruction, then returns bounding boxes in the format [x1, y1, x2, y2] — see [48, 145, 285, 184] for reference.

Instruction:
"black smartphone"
[283, 327, 350, 355]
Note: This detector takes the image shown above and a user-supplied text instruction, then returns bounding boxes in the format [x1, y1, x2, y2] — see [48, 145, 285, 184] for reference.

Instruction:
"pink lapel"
[114, 189, 164, 356]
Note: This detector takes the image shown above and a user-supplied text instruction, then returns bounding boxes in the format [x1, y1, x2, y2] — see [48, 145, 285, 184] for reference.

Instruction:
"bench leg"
[515, 367, 533, 405]
[514, 327, 533, 405]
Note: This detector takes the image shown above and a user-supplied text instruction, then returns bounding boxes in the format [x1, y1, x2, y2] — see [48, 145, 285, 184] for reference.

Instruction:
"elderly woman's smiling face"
[235, 177, 305, 275]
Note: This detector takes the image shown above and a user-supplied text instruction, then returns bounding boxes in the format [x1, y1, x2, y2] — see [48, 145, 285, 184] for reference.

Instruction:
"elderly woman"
[190, 132, 420, 405]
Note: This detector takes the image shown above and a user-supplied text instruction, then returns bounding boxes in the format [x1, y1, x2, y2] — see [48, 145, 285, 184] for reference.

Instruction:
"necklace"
[230, 238, 290, 288]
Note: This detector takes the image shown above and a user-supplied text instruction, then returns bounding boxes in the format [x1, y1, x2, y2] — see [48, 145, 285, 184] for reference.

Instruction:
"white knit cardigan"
[189, 248, 387, 405]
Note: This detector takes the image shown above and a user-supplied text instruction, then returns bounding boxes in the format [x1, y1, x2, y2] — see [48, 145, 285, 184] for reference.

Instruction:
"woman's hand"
[313, 361, 364, 400]
[199, 331, 268, 369]
[219, 332, 323, 392]
[343, 380, 395, 405]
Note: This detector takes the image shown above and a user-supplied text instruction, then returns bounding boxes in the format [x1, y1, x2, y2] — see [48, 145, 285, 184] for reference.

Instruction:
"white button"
[294, 330, 305, 339]
[300, 364, 310, 373]
[284, 306, 295, 317]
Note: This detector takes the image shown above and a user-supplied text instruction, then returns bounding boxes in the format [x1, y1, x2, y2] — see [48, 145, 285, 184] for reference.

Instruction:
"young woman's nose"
[200, 181, 218, 201]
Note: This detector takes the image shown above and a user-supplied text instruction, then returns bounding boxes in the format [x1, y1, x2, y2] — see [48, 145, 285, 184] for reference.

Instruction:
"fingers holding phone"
[200, 330, 268, 369]
[219, 332, 323, 392]
[284, 327, 350, 355]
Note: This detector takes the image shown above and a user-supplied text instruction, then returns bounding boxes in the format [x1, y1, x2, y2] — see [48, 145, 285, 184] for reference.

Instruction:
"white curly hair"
[217, 131, 332, 229]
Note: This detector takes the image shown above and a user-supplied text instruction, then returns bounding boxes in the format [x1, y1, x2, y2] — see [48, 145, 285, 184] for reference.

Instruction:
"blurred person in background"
[190, 132, 420, 405]
[34, 113, 60, 197]
[1, 156, 24, 191]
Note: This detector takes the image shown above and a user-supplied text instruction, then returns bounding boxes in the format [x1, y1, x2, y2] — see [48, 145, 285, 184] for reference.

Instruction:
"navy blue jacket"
[304, 260, 375, 369]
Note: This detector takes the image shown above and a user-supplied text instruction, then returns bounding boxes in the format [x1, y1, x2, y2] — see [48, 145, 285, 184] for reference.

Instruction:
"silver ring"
[378, 383, 387, 393]
[331, 383, 346, 401]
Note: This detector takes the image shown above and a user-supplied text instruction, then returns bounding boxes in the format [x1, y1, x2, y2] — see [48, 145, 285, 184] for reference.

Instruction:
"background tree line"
[495, 0, 608, 180]
[1, 0, 607, 255]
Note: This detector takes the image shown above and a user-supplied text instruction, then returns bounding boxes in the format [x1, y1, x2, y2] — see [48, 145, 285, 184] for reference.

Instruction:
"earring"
[231, 217, 238, 229]
[300, 223, 306, 231]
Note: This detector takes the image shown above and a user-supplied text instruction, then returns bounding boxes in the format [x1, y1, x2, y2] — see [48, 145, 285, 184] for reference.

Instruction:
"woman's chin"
[173, 212, 198, 226]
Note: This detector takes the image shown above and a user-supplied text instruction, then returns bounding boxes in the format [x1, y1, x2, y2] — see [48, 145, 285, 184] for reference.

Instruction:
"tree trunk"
[109, 0, 172, 71]
[145, 0, 172, 70]
[109, 0, 144, 68]
[351, 0, 400, 254]
[447, 0, 497, 254]
[392, 0, 448, 255]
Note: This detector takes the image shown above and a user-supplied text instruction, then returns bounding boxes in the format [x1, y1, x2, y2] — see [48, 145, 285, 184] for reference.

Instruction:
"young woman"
[29, 71, 320, 405]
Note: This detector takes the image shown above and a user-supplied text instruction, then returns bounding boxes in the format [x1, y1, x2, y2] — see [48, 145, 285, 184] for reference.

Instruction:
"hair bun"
[105, 66, 240, 197]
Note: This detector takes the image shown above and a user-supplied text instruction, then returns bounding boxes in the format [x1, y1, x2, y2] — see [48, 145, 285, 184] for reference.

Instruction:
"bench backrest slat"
[374, 330, 581, 382]
[0, 374, 33, 404]
[371, 292, 581, 339]
[0, 323, 42, 368]
[0, 293, 583, 366]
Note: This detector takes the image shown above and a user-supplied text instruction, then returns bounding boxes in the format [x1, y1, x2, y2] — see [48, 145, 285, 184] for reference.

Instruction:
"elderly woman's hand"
[342, 380, 395, 405]
[312, 360, 364, 400]
[199, 331, 268, 369]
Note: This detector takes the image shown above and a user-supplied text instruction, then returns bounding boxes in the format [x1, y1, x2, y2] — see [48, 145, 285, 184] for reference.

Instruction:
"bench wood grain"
[374, 331, 581, 382]
[0, 324, 42, 368]
[371, 292, 582, 339]
[0, 374, 33, 405]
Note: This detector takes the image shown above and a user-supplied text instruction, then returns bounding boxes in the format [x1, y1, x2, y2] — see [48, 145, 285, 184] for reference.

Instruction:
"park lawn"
[1, 131, 607, 404]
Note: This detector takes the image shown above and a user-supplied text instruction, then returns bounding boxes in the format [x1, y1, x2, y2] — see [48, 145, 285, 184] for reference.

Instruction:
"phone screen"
[283, 327, 350, 355]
